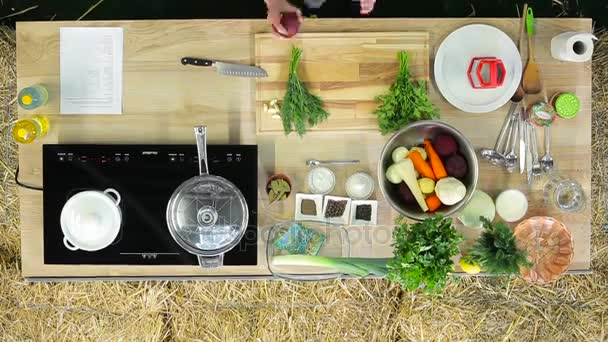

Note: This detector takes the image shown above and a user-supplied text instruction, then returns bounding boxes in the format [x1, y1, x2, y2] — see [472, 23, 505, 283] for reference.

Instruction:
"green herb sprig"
[280, 47, 330, 136]
[374, 51, 438, 135]
[462, 218, 533, 275]
[387, 215, 463, 294]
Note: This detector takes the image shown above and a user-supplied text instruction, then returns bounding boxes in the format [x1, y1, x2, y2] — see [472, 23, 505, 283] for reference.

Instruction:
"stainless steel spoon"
[306, 159, 360, 167]
[480, 102, 518, 166]
[504, 115, 519, 173]
[540, 125, 554, 173]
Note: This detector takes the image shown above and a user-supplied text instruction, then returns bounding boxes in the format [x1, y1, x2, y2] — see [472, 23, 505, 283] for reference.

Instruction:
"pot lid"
[166, 174, 248, 255]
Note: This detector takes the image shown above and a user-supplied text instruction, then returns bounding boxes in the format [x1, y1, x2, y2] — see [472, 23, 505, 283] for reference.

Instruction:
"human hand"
[265, 0, 303, 38]
[360, 0, 376, 15]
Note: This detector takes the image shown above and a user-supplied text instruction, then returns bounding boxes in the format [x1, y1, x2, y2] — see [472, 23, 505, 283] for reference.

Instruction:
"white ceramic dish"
[294, 193, 324, 221]
[322, 196, 351, 225]
[60, 188, 122, 251]
[434, 24, 522, 113]
[350, 200, 378, 225]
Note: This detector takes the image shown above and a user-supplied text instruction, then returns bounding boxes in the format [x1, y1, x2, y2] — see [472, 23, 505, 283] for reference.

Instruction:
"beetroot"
[433, 134, 459, 157]
[272, 12, 300, 38]
[398, 182, 416, 204]
[445, 154, 468, 179]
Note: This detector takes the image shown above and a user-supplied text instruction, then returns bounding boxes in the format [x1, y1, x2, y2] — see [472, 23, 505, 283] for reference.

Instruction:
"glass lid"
[167, 174, 248, 254]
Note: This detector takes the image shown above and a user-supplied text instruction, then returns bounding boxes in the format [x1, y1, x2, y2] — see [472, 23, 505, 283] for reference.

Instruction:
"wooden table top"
[16, 18, 592, 280]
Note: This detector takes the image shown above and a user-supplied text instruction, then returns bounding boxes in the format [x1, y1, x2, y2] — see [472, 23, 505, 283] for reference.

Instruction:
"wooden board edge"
[254, 31, 430, 40]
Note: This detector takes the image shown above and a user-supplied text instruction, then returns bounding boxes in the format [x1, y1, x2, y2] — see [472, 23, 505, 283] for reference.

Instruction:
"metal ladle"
[480, 101, 520, 166]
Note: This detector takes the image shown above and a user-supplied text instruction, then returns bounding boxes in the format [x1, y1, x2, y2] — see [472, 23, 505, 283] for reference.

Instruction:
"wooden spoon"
[522, 7, 542, 94]
[511, 3, 528, 102]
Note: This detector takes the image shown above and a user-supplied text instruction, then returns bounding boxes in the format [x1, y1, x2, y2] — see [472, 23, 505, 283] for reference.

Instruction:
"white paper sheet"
[60, 27, 123, 114]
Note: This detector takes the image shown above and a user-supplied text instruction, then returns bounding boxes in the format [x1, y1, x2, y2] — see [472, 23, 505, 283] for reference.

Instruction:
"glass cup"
[543, 175, 586, 212]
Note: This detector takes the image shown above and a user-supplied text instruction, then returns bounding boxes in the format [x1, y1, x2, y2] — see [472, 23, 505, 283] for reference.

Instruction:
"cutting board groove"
[255, 32, 430, 134]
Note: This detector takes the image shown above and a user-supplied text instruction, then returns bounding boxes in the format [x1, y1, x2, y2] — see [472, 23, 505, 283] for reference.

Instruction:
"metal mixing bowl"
[377, 120, 479, 221]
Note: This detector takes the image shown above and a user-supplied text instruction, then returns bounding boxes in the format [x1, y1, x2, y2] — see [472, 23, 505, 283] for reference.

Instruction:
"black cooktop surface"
[43, 144, 257, 266]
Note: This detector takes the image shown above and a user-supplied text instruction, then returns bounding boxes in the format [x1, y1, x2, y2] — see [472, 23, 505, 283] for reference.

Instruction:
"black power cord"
[15, 166, 43, 191]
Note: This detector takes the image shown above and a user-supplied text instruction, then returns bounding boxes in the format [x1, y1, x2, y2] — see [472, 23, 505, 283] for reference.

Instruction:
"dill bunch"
[463, 218, 533, 275]
[280, 47, 329, 136]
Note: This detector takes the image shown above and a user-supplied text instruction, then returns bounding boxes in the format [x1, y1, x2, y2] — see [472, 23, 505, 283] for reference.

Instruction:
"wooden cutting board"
[255, 32, 430, 134]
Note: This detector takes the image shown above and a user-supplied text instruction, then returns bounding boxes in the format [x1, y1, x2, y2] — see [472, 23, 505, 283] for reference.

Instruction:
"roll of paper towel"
[551, 32, 597, 62]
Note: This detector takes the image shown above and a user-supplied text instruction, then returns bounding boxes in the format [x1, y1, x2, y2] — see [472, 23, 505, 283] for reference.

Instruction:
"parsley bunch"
[281, 46, 329, 136]
[373, 51, 438, 135]
[387, 216, 462, 294]
[462, 218, 532, 275]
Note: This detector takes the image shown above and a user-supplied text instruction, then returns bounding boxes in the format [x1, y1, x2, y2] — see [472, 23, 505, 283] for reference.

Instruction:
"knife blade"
[519, 108, 525, 174]
[181, 57, 268, 78]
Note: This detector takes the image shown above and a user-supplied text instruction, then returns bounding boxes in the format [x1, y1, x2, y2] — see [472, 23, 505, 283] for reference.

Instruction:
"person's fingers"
[360, 0, 376, 14]
[267, 12, 288, 35]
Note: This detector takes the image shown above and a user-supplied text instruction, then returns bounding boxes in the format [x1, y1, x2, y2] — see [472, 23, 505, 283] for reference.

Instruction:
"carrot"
[424, 140, 448, 179]
[407, 150, 436, 180]
[425, 194, 442, 212]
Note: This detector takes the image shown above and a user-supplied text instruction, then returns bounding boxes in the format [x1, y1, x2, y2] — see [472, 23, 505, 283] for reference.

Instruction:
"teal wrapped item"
[273, 223, 326, 255]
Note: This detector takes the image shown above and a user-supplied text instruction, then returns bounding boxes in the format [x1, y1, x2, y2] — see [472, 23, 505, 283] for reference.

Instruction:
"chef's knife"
[519, 108, 526, 174]
[181, 57, 268, 78]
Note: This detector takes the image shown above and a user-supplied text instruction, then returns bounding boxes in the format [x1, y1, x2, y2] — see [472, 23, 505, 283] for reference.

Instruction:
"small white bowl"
[345, 172, 375, 200]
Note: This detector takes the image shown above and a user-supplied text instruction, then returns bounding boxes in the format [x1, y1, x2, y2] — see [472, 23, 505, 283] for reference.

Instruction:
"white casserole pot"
[60, 188, 122, 251]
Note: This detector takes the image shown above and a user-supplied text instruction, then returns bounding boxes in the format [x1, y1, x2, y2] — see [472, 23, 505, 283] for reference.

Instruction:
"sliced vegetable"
[444, 154, 468, 179]
[435, 177, 466, 205]
[394, 159, 428, 211]
[391, 147, 409, 163]
[424, 140, 448, 179]
[385, 164, 402, 184]
[425, 194, 442, 212]
[495, 189, 528, 222]
[408, 150, 436, 180]
[418, 177, 435, 195]
[456, 190, 495, 228]
[433, 134, 459, 157]
[410, 146, 427, 160]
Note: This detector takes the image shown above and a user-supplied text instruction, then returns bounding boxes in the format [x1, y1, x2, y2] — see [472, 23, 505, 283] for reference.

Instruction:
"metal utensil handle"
[502, 115, 515, 155]
[509, 116, 519, 154]
[531, 126, 540, 160]
[319, 160, 360, 165]
[494, 102, 518, 151]
[544, 125, 551, 154]
[181, 57, 213, 67]
[194, 126, 209, 175]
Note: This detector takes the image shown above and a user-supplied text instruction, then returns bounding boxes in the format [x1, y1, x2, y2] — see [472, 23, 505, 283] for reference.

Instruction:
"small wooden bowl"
[266, 173, 292, 202]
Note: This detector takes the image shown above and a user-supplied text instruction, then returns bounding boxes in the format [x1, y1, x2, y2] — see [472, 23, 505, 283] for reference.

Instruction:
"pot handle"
[63, 237, 79, 251]
[194, 126, 209, 175]
[103, 188, 121, 206]
[197, 254, 223, 268]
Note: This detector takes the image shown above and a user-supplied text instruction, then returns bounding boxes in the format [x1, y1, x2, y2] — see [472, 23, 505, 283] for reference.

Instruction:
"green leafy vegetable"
[462, 217, 533, 275]
[386, 215, 462, 294]
[280, 47, 330, 136]
[270, 215, 462, 295]
[373, 51, 438, 134]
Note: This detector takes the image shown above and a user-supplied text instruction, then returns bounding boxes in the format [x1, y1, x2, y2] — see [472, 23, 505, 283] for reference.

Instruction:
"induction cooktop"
[42, 144, 258, 266]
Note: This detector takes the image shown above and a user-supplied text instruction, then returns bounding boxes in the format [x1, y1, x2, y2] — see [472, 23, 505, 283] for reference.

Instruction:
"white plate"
[434, 24, 522, 113]
[60, 188, 122, 251]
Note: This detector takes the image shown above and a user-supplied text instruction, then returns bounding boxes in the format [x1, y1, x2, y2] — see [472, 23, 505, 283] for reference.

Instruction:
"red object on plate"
[467, 57, 506, 89]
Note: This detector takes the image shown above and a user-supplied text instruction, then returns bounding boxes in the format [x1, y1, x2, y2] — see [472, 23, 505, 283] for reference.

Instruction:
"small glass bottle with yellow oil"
[18, 84, 48, 110]
[12, 115, 50, 144]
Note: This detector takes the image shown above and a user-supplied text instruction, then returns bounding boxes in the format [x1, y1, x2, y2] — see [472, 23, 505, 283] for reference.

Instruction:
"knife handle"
[181, 57, 213, 67]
